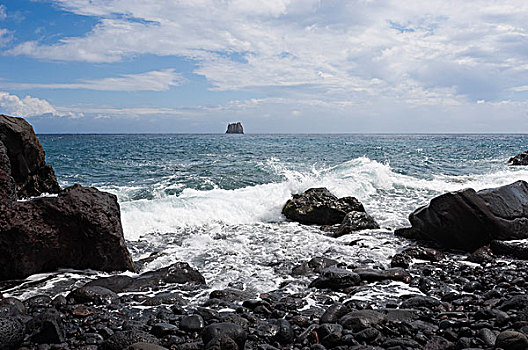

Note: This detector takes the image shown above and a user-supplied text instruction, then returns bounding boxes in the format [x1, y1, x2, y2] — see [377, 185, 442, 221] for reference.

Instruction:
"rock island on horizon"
[226, 122, 244, 134]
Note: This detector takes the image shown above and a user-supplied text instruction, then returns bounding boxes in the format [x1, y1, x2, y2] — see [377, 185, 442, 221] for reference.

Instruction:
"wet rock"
[495, 330, 528, 350]
[69, 286, 119, 305]
[205, 334, 238, 350]
[320, 303, 350, 324]
[333, 211, 379, 237]
[490, 240, 528, 259]
[202, 323, 247, 350]
[391, 253, 412, 268]
[400, 296, 441, 309]
[477, 328, 497, 347]
[86, 262, 205, 292]
[395, 180, 528, 251]
[102, 330, 160, 350]
[468, 246, 495, 263]
[0, 114, 60, 198]
[180, 315, 205, 332]
[0, 298, 25, 317]
[291, 257, 338, 275]
[402, 246, 445, 261]
[282, 188, 365, 225]
[354, 327, 379, 342]
[30, 318, 64, 344]
[209, 289, 253, 302]
[127, 343, 169, 350]
[150, 323, 178, 338]
[353, 267, 412, 283]
[339, 310, 386, 331]
[0, 184, 134, 280]
[0, 317, 24, 349]
[500, 295, 528, 311]
[309, 267, 361, 290]
[269, 319, 294, 344]
[509, 150, 528, 166]
[424, 336, 454, 349]
[142, 292, 184, 306]
[316, 323, 343, 347]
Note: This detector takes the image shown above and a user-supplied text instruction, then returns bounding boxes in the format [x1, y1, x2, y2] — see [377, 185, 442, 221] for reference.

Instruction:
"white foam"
[117, 157, 528, 240]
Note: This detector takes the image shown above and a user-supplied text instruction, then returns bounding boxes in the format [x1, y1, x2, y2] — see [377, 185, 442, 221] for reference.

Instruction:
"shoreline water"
[3, 132, 528, 349]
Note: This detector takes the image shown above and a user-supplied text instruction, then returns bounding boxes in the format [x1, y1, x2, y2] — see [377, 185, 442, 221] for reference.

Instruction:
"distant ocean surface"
[9, 134, 528, 300]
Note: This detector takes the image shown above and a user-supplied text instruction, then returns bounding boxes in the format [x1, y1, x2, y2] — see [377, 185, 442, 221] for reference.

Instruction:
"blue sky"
[0, 0, 527, 133]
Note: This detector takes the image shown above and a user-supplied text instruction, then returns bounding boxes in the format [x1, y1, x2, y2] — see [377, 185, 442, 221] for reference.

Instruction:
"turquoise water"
[9, 134, 528, 300]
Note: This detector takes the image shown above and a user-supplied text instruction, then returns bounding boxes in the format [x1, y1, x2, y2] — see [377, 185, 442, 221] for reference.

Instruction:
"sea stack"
[226, 122, 244, 134]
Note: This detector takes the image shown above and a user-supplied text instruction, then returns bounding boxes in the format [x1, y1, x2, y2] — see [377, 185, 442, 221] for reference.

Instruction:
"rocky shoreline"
[1, 115, 528, 349]
[4, 240, 528, 349]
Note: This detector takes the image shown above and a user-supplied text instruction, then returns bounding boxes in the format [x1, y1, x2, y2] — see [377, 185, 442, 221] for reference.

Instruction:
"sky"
[0, 0, 527, 133]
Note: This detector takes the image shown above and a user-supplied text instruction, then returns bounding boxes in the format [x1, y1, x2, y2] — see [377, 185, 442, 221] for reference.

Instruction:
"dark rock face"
[0, 184, 134, 280]
[333, 211, 380, 237]
[395, 180, 528, 251]
[508, 150, 528, 165]
[282, 188, 366, 225]
[0, 115, 134, 280]
[225, 122, 244, 134]
[0, 115, 60, 198]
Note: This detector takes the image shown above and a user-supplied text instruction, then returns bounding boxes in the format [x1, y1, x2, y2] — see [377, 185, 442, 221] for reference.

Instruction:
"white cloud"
[0, 5, 6, 20]
[0, 91, 58, 117]
[1, 69, 185, 91]
[5, 0, 528, 110]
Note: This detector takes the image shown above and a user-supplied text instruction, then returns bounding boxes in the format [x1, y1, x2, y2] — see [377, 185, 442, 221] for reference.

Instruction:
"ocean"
[4, 134, 528, 303]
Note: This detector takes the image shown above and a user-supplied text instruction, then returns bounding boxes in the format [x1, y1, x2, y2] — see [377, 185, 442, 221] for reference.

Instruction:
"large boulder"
[509, 150, 528, 166]
[0, 115, 133, 280]
[0, 115, 60, 198]
[395, 180, 528, 251]
[0, 184, 134, 279]
[282, 188, 366, 225]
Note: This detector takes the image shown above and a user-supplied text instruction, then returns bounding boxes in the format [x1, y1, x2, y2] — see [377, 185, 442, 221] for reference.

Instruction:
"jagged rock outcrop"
[508, 150, 528, 165]
[0, 115, 133, 280]
[282, 188, 379, 234]
[0, 115, 61, 198]
[225, 122, 244, 134]
[395, 180, 528, 251]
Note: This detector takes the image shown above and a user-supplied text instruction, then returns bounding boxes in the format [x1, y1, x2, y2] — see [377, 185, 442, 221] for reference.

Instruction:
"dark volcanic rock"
[468, 246, 495, 263]
[490, 239, 528, 259]
[333, 211, 379, 237]
[102, 330, 160, 350]
[509, 150, 528, 166]
[0, 184, 134, 279]
[339, 310, 386, 331]
[225, 122, 244, 134]
[86, 262, 205, 292]
[495, 330, 528, 350]
[291, 257, 338, 276]
[353, 267, 412, 283]
[0, 317, 24, 349]
[309, 267, 361, 290]
[395, 180, 528, 251]
[0, 114, 60, 198]
[69, 286, 119, 305]
[282, 188, 365, 225]
[202, 322, 247, 350]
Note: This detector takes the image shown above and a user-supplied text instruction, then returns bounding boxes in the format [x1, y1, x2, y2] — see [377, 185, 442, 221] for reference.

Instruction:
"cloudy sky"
[0, 0, 527, 133]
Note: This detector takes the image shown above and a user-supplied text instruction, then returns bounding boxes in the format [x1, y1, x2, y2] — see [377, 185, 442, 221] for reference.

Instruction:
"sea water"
[4, 134, 528, 302]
